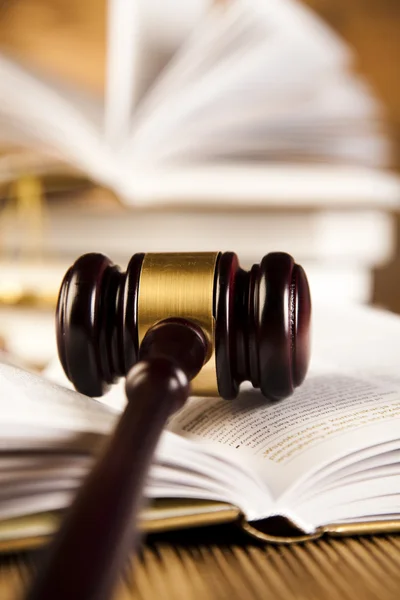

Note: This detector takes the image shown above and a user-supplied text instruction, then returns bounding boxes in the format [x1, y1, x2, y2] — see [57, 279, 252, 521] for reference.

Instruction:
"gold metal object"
[0, 501, 241, 553]
[138, 252, 219, 395]
[4, 174, 46, 260]
[2, 504, 400, 554]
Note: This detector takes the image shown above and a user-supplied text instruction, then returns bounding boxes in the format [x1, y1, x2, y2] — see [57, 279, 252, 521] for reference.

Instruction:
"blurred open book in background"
[0, 0, 399, 369]
[0, 0, 393, 181]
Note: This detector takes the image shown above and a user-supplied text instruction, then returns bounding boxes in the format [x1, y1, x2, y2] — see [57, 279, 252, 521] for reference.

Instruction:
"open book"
[0, 0, 392, 205]
[1, 301, 400, 552]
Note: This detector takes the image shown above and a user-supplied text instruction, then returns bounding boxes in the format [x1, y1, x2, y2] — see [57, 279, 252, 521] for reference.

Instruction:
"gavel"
[27, 251, 311, 600]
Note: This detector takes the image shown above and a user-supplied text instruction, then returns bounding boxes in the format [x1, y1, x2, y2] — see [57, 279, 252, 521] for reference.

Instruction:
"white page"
[169, 303, 400, 528]
[106, 0, 211, 143]
[293, 443, 400, 504]
[124, 1, 258, 140]
[306, 463, 400, 502]
[105, 0, 141, 143]
[0, 363, 117, 432]
[146, 466, 260, 519]
[45, 356, 269, 508]
[0, 465, 89, 485]
[149, 426, 270, 519]
[0, 454, 91, 473]
[0, 491, 77, 521]
[295, 476, 400, 515]
[168, 373, 400, 491]
[0, 478, 82, 501]
[169, 372, 400, 530]
[151, 78, 388, 167]
[337, 513, 400, 524]
[125, 0, 372, 167]
[0, 54, 113, 180]
[132, 0, 348, 127]
[116, 163, 400, 209]
[299, 492, 400, 527]
[0, 360, 270, 520]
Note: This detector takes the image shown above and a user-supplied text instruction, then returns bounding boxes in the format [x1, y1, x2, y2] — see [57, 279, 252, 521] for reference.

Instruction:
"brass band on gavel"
[138, 253, 218, 395]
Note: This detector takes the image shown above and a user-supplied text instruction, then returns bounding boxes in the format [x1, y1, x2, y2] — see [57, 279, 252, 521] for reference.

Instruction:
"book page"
[7, 360, 270, 521]
[294, 442, 400, 505]
[106, 0, 211, 143]
[105, 0, 141, 143]
[124, 0, 388, 174]
[169, 303, 400, 526]
[116, 163, 400, 210]
[0, 54, 112, 180]
[0, 362, 118, 451]
[169, 370, 400, 493]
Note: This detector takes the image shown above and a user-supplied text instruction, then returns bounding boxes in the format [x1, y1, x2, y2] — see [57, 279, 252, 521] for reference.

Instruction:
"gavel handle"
[26, 319, 208, 600]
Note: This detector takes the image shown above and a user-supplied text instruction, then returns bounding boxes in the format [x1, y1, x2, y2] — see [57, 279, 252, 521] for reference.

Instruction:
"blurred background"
[0, 0, 399, 371]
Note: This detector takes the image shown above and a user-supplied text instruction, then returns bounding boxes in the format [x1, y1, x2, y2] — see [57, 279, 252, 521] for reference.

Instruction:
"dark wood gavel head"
[56, 251, 311, 401]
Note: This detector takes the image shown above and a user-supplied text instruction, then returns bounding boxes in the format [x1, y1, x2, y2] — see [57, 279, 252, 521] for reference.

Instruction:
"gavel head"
[56, 251, 311, 401]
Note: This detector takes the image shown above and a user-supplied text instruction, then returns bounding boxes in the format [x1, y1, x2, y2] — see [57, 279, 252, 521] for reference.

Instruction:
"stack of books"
[0, 0, 399, 367]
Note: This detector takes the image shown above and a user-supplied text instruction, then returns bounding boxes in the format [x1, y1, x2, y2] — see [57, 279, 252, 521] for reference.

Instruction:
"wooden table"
[1, 528, 400, 600]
